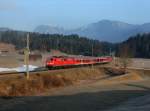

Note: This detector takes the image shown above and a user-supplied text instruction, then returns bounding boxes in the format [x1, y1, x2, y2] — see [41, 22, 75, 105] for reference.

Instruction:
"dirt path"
[107, 94, 150, 111]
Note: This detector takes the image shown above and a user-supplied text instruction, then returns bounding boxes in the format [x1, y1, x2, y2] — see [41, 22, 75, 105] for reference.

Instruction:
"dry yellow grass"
[99, 71, 143, 85]
[0, 74, 73, 96]
[0, 66, 107, 96]
[50, 67, 106, 81]
[0, 66, 144, 96]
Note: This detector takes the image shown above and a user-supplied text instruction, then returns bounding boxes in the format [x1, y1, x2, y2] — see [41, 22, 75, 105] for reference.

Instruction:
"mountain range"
[0, 28, 11, 32]
[34, 20, 150, 42]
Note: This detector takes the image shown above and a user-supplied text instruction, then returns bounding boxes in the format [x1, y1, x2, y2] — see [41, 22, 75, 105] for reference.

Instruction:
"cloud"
[0, 0, 18, 11]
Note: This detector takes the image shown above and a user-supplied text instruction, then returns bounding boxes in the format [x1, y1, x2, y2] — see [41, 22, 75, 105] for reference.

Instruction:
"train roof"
[47, 55, 112, 60]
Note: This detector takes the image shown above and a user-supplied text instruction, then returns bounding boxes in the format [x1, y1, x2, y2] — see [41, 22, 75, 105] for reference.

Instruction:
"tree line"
[117, 33, 150, 58]
[0, 31, 149, 58]
[0, 31, 114, 56]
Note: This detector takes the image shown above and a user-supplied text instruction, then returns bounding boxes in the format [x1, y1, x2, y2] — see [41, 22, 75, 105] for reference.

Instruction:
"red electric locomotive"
[46, 56, 112, 69]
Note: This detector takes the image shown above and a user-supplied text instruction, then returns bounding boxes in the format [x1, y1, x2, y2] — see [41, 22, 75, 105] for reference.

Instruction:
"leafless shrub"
[42, 75, 65, 88]
[119, 44, 133, 74]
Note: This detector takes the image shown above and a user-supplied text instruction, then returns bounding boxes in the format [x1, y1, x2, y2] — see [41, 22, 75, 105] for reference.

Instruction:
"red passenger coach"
[46, 56, 112, 69]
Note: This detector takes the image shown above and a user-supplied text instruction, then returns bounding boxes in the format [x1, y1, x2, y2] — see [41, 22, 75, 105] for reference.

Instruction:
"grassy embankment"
[0, 66, 108, 96]
[0, 66, 144, 96]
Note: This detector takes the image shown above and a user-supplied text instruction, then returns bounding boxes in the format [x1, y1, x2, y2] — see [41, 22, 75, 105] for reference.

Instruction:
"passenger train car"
[46, 56, 112, 69]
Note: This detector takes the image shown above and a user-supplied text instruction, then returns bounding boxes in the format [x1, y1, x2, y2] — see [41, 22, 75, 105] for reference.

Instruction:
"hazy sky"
[0, 0, 150, 31]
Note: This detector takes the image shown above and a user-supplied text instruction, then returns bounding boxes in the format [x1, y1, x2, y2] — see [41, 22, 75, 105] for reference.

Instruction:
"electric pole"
[109, 48, 112, 56]
[56, 37, 59, 50]
[91, 43, 94, 69]
[24, 33, 30, 79]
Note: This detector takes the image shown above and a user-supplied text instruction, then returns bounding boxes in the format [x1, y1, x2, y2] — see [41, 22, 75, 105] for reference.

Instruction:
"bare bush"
[119, 45, 133, 74]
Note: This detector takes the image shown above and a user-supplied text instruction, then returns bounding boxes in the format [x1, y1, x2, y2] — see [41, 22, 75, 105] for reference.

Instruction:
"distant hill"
[0, 27, 11, 32]
[34, 25, 65, 34]
[34, 20, 150, 42]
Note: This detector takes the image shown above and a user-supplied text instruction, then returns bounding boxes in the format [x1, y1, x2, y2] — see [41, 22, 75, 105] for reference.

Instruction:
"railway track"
[0, 63, 108, 77]
[0, 65, 149, 77]
[0, 65, 90, 76]
[0, 67, 49, 76]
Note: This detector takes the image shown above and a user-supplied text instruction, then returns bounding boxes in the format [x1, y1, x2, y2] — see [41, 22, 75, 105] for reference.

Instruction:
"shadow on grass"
[0, 89, 150, 111]
[104, 67, 125, 77]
